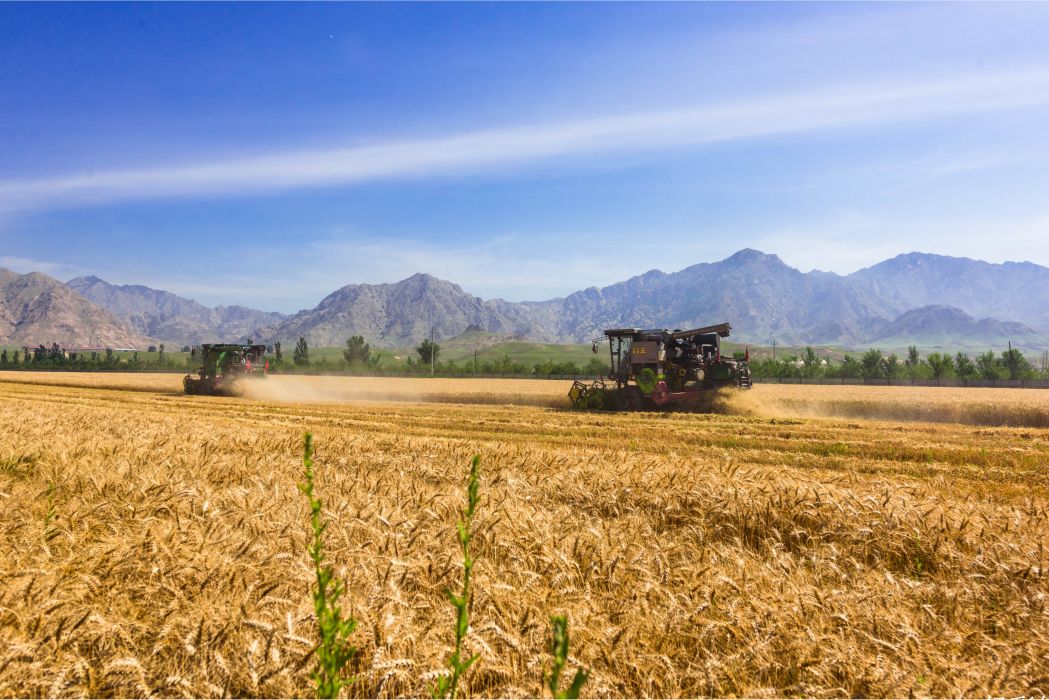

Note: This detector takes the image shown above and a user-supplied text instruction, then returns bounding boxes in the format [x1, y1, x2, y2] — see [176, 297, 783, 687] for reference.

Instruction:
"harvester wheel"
[183, 375, 200, 395]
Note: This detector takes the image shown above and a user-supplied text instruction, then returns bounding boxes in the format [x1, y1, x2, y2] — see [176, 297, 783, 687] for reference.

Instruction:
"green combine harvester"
[183, 343, 268, 395]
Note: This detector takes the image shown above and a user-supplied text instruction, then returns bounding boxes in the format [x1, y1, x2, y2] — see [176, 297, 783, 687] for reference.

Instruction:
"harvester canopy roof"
[602, 323, 732, 340]
[200, 343, 267, 351]
[669, 323, 731, 340]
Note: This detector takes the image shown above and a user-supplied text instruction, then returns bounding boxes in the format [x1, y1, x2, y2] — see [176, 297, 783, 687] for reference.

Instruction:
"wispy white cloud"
[3, 69, 1049, 211]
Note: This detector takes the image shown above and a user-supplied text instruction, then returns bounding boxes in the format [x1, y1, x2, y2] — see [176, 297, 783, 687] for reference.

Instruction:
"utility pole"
[430, 323, 435, 376]
[771, 339, 778, 361]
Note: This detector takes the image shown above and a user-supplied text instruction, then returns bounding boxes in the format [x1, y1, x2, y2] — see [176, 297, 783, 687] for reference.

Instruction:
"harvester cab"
[570, 322, 751, 410]
[183, 343, 269, 395]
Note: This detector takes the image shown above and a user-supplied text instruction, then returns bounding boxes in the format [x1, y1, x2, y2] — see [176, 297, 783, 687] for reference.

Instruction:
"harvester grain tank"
[569, 322, 751, 410]
[183, 343, 268, 395]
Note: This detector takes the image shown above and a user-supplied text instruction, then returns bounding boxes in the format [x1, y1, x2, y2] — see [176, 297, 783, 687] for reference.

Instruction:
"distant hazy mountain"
[264, 249, 1049, 349]
[848, 253, 1049, 330]
[67, 276, 286, 347]
[867, 305, 1043, 348]
[264, 273, 549, 348]
[0, 269, 149, 347]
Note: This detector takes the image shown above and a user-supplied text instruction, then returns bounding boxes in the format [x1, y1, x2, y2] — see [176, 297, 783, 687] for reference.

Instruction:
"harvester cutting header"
[569, 322, 751, 410]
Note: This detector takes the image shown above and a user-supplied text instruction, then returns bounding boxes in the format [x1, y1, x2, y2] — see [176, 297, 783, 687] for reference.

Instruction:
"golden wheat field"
[1, 371, 1048, 698]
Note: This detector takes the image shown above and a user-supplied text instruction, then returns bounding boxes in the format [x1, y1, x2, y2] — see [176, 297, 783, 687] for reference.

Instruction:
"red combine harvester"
[569, 323, 751, 410]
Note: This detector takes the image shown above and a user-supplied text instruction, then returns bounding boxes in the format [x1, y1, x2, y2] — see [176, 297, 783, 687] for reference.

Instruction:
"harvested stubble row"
[0, 373, 1047, 698]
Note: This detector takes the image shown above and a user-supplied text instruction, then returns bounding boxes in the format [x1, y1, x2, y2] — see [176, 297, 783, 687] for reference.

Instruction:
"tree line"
[0, 343, 177, 371]
[5, 337, 1045, 381]
[747, 345, 1047, 381]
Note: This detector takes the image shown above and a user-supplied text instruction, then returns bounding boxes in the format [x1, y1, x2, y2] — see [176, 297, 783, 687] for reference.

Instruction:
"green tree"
[976, 350, 1000, 380]
[294, 336, 310, 366]
[158, 343, 165, 366]
[954, 352, 976, 380]
[840, 355, 861, 378]
[860, 349, 885, 380]
[926, 352, 954, 379]
[417, 338, 440, 365]
[802, 346, 820, 378]
[584, 357, 607, 376]
[904, 345, 922, 378]
[1000, 347, 1034, 380]
[559, 361, 582, 376]
[884, 353, 902, 379]
[343, 335, 371, 366]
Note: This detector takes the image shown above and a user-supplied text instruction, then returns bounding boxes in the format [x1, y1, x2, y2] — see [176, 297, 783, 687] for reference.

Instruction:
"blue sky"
[2, 2, 1049, 312]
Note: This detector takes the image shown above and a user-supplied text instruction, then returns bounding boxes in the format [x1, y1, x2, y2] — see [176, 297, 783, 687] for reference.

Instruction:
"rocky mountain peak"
[1, 270, 150, 347]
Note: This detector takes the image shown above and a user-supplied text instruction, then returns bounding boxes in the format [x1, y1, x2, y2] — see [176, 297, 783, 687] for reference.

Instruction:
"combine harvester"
[183, 343, 269, 395]
[569, 322, 752, 410]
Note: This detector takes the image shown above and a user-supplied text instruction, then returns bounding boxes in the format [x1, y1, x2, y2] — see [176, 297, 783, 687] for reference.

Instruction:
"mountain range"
[67, 276, 286, 347]
[1, 249, 1047, 350]
[255, 249, 1048, 349]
